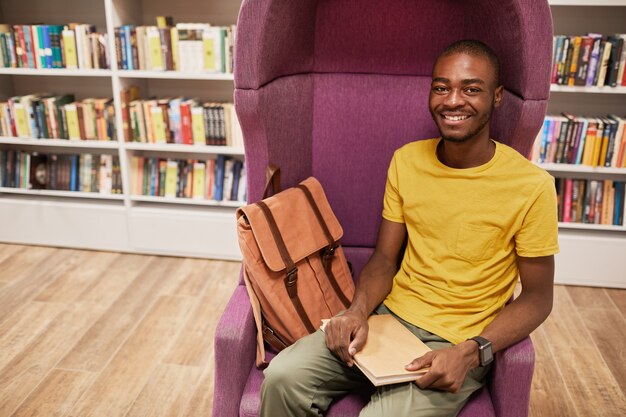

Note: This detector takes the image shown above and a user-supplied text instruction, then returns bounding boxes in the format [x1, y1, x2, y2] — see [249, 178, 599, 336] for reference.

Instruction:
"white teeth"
[444, 115, 469, 121]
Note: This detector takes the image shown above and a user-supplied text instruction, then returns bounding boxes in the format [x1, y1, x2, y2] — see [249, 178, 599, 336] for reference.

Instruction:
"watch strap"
[469, 336, 490, 347]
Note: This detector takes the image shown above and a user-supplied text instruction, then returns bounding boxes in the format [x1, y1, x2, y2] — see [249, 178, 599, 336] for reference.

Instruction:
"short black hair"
[439, 39, 500, 85]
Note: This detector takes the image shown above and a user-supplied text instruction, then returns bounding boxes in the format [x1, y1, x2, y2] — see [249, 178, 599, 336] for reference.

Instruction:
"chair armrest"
[212, 284, 257, 417]
[490, 336, 535, 417]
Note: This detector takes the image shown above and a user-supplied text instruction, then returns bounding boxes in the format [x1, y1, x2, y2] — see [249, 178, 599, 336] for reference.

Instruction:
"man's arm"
[477, 255, 554, 352]
[407, 255, 554, 393]
[324, 219, 406, 366]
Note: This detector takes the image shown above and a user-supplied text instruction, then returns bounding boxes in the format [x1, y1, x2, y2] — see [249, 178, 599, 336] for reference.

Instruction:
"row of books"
[0, 150, 122, 194]
[0, 94, 116, 141]
[120, 87, 243, 147]
[131, 155, 245, 202]
[556, 178, 625, 226]
[0, 23, 109, 70]
[115, 17, 235, 73]
[532, 114, 626, 167]
[551, 34, 626, 87]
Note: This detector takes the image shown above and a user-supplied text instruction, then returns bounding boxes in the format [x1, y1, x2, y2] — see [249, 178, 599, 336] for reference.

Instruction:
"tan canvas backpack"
[236, 169, 355, 367]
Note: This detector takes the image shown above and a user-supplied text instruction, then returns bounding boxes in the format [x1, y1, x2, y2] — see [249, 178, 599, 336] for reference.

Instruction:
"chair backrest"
[234, 0, 553, 276]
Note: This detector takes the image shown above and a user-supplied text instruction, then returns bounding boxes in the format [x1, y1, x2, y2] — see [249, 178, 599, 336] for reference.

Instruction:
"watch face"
[481, 346, 493, 365]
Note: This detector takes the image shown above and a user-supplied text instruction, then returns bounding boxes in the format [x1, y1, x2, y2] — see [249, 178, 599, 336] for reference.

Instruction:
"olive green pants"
[260, 305, 491, 417]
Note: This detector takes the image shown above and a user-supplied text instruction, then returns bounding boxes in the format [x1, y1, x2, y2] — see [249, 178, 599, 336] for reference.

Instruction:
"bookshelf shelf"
[549, 85, 626, 94]
[0, 138, 118, 150]
[116, 70, 234, 81]
[0, 187, 125, 200]
[130, 195, 241, 207]
[558, 222, 626, 232]
[0, 68, 114, 77]
[0, 0, 245, 260]
[537, 163, 626, 175]
[124, 143, 244, 155]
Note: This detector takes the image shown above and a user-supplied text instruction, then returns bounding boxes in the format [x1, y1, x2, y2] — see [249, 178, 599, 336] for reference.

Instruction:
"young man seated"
[260, 39, 559, 417]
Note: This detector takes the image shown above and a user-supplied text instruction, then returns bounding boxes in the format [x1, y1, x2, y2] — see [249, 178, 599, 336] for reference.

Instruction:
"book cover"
[29, 152, 47, 189]
[563, 178, 573, 223]
[555, 115, 572, 163]
[191, 105, 206, 145]
[164, 159, 178, 198]
[606, 35, 624, 87]
[237, 164, 246, 202]
[65, 103, 81, 140]
[176, 23, 210, 72]
[158, 159, 167, 196]
[231, 160, 243, 201]
[557, 36, 570, 85]
[213, 155, 226, 201]
[322, 315, 431, 387]
[591, 119, 604, 167]
[615, 182, 625, 226]
[567, 36, 582, 86]
[12, 102, 30, 138]
[585, 35, 603, 86]
[146, 26, 164, 71]
[192, 161, 206, 199]
[48, 25, 63, 68]
[608, 115, 624, 168]
[596, 40, 612, 87]
[62, 27, 78, 69]
[574, 118, 589, 165]
[33, 25, 43, 68]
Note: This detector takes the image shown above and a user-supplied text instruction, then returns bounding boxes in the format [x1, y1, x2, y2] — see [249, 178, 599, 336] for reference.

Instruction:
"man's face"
[428, 52, 503, 143]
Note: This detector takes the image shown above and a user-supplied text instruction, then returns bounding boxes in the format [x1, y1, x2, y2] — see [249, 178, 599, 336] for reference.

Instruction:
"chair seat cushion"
[239, 353, 495, 417]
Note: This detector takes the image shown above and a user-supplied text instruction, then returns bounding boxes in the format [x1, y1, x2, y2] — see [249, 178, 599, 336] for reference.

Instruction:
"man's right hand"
[324, 310, 369, 366]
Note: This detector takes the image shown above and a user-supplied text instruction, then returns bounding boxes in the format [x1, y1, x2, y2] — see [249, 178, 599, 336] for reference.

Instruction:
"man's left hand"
[405, 341, 480, 393]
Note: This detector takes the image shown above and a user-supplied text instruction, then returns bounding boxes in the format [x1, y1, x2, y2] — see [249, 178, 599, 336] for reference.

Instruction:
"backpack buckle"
[285, 268, 298, 297]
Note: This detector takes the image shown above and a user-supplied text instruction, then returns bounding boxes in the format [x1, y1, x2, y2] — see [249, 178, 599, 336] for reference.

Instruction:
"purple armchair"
[214, 1, 553, 416]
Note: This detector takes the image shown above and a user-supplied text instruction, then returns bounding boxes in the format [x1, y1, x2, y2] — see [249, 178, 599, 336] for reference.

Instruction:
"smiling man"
[260, 40, 559, 417]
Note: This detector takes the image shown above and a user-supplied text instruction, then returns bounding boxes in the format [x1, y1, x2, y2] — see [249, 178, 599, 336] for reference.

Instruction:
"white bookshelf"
[124, 142, 244, 155]
[0, 137, 119, 149]
[0, 0, 244, 260]
[546, 2, 626, 288]
[536, 163, 626, 177]
[0, 187, 126, 200]
[0, 68, 114, 77]
[130, 195, 241, 207]
[117, 70, 234, 81]
[550, 85, 626, 94]
[558, 222, 626, 232]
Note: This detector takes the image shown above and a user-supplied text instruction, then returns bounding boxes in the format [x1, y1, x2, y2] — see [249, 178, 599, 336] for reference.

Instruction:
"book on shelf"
[555, 178, 625, 226]
[532, 114, 626, 168]
[114, 17, 235, 74]
[131, 155, 246, 202]
[121, 87, 243, 147]
[0, 94, 116, 141]
[320, 314, 431, 387]
[0, 149, 121, 194]
[551, 33, 626, 88]
[0, 23, 108, 70]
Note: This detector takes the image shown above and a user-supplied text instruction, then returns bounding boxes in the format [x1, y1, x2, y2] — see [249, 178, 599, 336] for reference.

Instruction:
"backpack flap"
[237, 177, 343, 272]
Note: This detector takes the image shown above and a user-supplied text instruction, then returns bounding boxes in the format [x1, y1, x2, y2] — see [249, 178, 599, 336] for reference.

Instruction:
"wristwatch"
[468, 336, 494, 366]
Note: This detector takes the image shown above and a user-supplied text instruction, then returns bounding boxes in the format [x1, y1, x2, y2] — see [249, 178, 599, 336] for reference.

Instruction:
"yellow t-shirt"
[382, 138, 559, 344]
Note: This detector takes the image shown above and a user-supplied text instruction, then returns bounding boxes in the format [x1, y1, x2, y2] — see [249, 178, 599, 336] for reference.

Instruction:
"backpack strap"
[242, 266, 270, 368]
[297, 183, 352, 309]
[262, 165, 281, 198]
[256, 200, 317, 334]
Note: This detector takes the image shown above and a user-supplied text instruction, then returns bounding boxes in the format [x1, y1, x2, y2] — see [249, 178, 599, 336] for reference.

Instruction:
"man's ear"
[494, 85, 504, 108]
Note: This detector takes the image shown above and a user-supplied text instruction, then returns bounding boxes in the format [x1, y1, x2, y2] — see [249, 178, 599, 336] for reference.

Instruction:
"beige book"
[322, 314, 431, 386]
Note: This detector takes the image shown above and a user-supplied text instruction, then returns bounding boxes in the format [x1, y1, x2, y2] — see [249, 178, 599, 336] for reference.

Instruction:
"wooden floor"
[0, 244, 624, 417]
